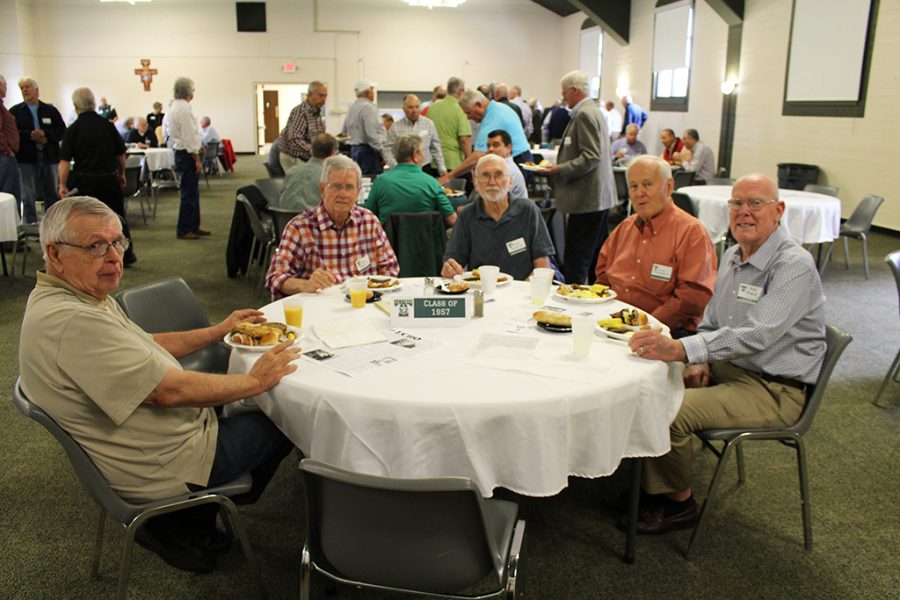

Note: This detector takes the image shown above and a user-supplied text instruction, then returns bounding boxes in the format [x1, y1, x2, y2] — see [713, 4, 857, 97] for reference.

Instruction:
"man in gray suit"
[543, 70, 617, 284]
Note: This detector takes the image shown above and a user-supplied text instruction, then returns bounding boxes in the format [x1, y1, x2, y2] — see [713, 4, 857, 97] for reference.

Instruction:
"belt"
[758, 372, 806, 391]
[75, 170, 117, 178]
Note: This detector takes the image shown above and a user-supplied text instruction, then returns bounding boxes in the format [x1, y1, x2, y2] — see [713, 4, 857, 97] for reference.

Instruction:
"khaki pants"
[279, 152, 305, 174]
[643, 362, 806, 495]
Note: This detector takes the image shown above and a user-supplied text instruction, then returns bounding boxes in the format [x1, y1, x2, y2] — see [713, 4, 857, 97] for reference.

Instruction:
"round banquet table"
[228, 278, 683, 499]
[0, 192, 18, 243]
[679, 185, 841, 245]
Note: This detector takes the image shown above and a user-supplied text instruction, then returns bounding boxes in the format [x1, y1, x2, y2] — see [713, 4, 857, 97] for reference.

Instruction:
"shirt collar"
[633, 201, 675, 234]
[36, 271, 110, 307]
[569, 97, 590, 114]
[314, 203, 360, 231]
[474, 196, 519, 223]
[728, 225, 788, 271]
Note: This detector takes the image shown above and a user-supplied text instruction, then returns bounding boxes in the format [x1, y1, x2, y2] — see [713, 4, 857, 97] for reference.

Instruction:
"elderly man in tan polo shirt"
[18, 197, 300, 574]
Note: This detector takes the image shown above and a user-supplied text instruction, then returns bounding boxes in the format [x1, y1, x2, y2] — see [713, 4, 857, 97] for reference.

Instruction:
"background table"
[531, 147, 558, 164]
[229, 279, 683, 499]
[679, 185, 841, 245]
[0, 192, 17, 243]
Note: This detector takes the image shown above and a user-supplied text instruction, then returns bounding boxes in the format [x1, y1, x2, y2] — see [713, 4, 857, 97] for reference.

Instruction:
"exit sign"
[282, 63, 296, 73]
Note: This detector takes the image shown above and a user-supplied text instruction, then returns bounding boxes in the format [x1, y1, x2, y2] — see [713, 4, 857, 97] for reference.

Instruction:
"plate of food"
[520, 159, 553, 173]
[335, 133, 351, 142]
[435, 281, 470, 295]
[554, 283, 617, 304]
[595, 308, 661, 341]
[533, 310, 571, 333]
[367, 276, 403, 292]
[225, 322, 297, 352]
[442, 187, 466, 198]
[344, 290, 383, 304]
[455, 270, 512, 287]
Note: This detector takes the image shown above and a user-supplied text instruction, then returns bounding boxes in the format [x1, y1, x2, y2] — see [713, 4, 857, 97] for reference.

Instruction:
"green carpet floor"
[0, 158, 897, 599]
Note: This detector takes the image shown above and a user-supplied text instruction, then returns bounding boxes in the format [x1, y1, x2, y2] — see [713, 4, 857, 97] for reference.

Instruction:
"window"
[579, 20, 603, 99]
[651, 0, 693, 111]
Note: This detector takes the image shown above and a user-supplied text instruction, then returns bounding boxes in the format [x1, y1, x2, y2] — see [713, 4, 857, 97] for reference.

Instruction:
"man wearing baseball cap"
[340, 79, 388, 176]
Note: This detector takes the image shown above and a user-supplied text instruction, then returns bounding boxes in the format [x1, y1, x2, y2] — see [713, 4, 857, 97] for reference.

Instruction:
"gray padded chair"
[838, 195, 885, 279]
[264, 205, 301, 245]
[299, 459, 525, 600]
[254, 177, 285, 207]
[672, 192, 697, 217]
[448, 177, 467, 192]
[673, 170, 696, 190]
[803, 183, 839, 197]
[115, 277, 231, 374]
[686, 324, 852, 558]
[874, 250, 900, 406]
[237, 194, 277, 288]
[122, 158, 146, 225]
[12, 380, 265, 600]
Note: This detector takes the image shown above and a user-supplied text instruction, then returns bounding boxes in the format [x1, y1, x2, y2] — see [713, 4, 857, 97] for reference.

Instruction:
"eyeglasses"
[476, 172, 508, 183]
[57, 238, 131, 257]
[727, 198, 778, 212]
[326, 183, 358, 194]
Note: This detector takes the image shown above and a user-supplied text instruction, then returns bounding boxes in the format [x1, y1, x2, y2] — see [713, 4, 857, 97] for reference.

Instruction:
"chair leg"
[860, 233, 869, 279]
[300, 543, 312, 600]
[90, 507, 107, 580]
[794, 438, 813, 550]
[735, 442, 746, 484]
[843, 236, 850, 269]
[686, 440, 737, 559]
[246, 238, 258, 280]
[117, 520, 140, 600]
[219, 499, 268, 599]
[873, 347, 900, 406]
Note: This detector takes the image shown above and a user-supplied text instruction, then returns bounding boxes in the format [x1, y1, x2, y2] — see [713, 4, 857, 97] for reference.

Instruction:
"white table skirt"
[142, 148, 175, 171]
[679, 185, 842, 245]
[0, 192, 18, 242]
[229, 279, 683, 497]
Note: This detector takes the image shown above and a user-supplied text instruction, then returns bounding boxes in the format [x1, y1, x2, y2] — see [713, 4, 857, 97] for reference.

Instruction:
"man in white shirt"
[384, 94, 446, 177]
[604, 101, 623, 141]
[509, 85, 533, 139]
[168, 76, 207, 240]
[675, 128, 716, 183]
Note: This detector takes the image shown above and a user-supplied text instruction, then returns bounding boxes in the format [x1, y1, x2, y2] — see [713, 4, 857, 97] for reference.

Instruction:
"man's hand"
[441, 258, 465, 278]
[118, 173, 126, 188]
[628, 330, 686, 362]
[248, 339, 301, 392]
[58, 184, 69, 199]
[216, 309, 266, 337]
[684, 363, 711, 388]
[31, 129, 47, 143]
[614, 150, 625, 160]
[304, 269, 338, 292]
[541, 163, 559, 176]
[194, 155, 202, 174]
[437, 173, 452, 187]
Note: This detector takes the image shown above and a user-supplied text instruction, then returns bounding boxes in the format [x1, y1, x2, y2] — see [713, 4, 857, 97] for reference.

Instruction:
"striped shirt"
[280, 101, 326, 161]
[266, 204, 399, 296]
[681, 226, 826, 384]
[384, 115, 446, 173]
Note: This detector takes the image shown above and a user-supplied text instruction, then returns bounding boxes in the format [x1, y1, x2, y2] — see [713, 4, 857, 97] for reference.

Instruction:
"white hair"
[560, 70, 590, 95]
[319, 154, 361, 188]
[40, 197, 119, 261]
[459, 89, 487, 109]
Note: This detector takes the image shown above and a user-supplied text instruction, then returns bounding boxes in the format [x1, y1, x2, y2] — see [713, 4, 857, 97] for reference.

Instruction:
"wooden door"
[263, 90, 279, 143]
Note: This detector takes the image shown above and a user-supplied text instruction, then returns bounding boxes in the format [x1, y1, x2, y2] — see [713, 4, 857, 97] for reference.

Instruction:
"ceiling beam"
[705, 0, 743, 26]
[568, 0, 631, 45]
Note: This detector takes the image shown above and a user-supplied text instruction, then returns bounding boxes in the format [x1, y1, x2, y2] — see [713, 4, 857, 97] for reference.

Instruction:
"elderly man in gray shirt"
[625, 173, 826, 535]
[279, 133, 337, 212]
[341, 80, 388, 176]
[384, 94, 446, 177]
[442, 154, 554, 281]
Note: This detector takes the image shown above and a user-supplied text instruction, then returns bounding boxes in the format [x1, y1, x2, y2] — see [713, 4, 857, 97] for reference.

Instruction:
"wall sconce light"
[720, 78, 738, 95]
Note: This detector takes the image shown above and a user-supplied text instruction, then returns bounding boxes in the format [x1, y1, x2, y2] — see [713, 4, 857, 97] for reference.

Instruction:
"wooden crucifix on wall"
[134, 59, 158, 92]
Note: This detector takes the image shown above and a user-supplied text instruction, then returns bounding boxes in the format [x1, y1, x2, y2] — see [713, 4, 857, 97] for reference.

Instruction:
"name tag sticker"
[506, 237, 527, 256]
[737, 283, 763, 303]
[41, 117, 52, 124]
[564, 136, 572, 145]
[355, 254, 371, 272]
[650, 263, 673, 281]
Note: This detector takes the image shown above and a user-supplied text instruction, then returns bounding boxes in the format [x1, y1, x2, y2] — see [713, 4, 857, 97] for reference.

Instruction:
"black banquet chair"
[299, 459, 525, 600]
[12, 379, 266, 600]
[686, 324, 852, 558]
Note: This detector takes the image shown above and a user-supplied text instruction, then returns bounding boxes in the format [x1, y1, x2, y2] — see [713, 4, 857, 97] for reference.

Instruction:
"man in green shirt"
[424, 76, 471, 171]
[364, 133, 457, 227]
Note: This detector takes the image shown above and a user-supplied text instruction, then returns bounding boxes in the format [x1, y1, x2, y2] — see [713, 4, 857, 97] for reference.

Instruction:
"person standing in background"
[167, 77, 207, 240]
[0, 75, 22, 206]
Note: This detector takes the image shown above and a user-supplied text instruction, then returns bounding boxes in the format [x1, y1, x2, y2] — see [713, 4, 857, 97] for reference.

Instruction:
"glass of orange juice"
[348, 277, 369, 309]
[283, 296, 304, 328]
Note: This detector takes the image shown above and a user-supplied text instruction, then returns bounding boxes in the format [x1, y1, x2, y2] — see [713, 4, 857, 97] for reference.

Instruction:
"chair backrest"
[706, 177, 735, 186]
[887, 251, 900, 320]
[614, 168, 629, 203]
[13, 379, 141, 524]
[254, 178, 285, 206]
[237, 194, 275, 243]
[300, 459, 503, 594]
[672, 192, 697, 217]
[265, 206, 301, 244]
[845, 195, 885, 232]
[803, 183, 839, 197]
[116, 277, 211, 333]
[122, 166, 141, 197]
[204, 141, 220, 162]
[791, 323, 852, 436]
[384, 211, 446, 277]
[673, 170, 696, 190]
[448, 178, 467, 192]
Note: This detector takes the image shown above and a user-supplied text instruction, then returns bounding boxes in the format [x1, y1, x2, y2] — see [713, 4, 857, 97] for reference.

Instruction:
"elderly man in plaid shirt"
[625, 173, 826, 535]
[279, 81, 327, 174]
[266, 154, 399, 296]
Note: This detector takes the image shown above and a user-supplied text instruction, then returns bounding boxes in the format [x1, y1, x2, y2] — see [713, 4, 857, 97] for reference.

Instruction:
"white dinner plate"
[520, 164, 550, 173]
[455, 271, 513, 288]
[444, 190, 466, 198]
[553, 289, 618, 304]
[223, 333, 277, 352]
[593, 324, 635, 342]
[595, 312, 665, 341]
[367, 277, 403, 292]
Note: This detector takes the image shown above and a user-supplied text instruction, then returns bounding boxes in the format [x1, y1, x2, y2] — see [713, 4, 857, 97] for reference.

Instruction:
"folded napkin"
[313, 319, 387, 349]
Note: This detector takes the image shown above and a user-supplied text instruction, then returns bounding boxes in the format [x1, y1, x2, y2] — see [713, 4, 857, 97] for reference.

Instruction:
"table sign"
[390, 296, 471, 327]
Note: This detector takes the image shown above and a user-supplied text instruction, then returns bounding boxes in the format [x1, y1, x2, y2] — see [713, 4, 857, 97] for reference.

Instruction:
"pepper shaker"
[473, 290, 484, 318]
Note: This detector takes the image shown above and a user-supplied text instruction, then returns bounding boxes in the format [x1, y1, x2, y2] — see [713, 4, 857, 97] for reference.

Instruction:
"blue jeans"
[175, 150, 200, 236]
[351, 144, 383, 176]
[19, 155, 59, 223]
[0, 154, 21, 215]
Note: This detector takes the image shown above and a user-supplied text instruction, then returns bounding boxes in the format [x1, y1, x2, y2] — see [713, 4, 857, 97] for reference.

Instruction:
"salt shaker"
[473, 290, 484, 318]
[424, 277, 434, 296]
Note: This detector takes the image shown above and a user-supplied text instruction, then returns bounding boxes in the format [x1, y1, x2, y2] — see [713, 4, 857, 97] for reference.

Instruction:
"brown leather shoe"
[617, 496, 698, 535]
[195, 228, 211, 236]
[177, 232, 200, 240]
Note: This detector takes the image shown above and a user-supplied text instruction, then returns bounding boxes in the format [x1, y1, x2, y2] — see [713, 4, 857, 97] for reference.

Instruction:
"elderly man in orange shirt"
[595, 155, 717, 337]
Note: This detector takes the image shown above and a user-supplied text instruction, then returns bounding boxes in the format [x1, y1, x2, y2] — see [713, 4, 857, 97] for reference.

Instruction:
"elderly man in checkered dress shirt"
[265, 154, 399, 297]
[623, 173, 827, 535]
[278, 81, 328, 174]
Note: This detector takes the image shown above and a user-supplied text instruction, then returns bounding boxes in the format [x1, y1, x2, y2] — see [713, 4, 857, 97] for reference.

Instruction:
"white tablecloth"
[229, 279, 684, 497]
[0, 192, 18, 242]
[141, 148, 175, 171]
[679, 185, 842, 245]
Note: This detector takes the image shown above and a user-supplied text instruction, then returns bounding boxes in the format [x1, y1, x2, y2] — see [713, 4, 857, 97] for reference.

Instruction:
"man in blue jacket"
[11, 77, 67, 223]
